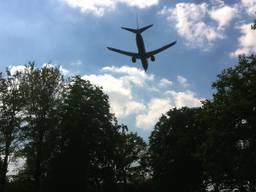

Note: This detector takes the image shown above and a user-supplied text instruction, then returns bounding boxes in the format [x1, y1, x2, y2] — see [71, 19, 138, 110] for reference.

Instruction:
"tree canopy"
[0, 64, 149, 192]
[149, 55, 256, 192]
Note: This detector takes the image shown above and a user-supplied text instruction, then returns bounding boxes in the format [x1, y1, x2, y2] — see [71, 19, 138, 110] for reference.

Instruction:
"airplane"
[107, 24, 176, 71]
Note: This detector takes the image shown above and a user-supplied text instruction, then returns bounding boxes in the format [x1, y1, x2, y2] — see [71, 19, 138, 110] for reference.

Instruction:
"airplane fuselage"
[136, 33, 148, 71]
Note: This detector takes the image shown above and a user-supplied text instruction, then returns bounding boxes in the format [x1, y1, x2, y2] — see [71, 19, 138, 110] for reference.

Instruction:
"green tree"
[46, 76, 121, 192]
[149, 107, 206, 192]
[114, 127, 148, 192]
[18, 63, 63, 192]
[203, 55, 256, 191]
[0, 70, 23, 192]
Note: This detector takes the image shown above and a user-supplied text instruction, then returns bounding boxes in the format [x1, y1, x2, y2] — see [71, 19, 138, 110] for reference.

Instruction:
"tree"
[18, 63, 63, 192]
[203, 55, 256, 191]
[0, 70, 23, 192]
[149, 107, 206, 192]
[46, 76, 121, 192]
[114, 127, 148, 192]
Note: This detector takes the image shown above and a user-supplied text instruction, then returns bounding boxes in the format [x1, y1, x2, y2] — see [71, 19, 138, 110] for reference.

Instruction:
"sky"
[1, 0, 256, 139]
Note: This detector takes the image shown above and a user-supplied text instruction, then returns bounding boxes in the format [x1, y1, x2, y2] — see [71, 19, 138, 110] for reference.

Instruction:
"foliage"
[46, 76, 121, 192]
[114, 127, 148, 192]
[149, 107, 206, 192]
[16, 63, 63, 192]
[0, 70, 24, 192]
[203, 55, 256, 191]
[149, 55, 256, 192]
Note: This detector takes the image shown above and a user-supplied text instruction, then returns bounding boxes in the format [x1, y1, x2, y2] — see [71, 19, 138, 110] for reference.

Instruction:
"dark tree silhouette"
[149, 55, 256, 192]
[114, 126, 148, 192]
[0, 70, 23, 192]
[46, 76, 121, 192]
[0, 64, 149, 192]
[149, 107, 206, 192]
[203, 55, 256, 191]
[17, 63, 63, 192]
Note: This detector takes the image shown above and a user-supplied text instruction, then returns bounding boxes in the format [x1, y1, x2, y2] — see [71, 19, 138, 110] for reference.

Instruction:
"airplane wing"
[107, 47, 139, 58]
[146, 41, 176, 58]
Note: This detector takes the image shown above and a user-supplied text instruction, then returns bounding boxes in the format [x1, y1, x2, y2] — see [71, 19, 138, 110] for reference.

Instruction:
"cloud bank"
[61, 0, 159, 16]
[9, 63, 203, 131]
[160, 1, 238, 49]
[83, 66, 203, 130]
[231, 23, 256, 56]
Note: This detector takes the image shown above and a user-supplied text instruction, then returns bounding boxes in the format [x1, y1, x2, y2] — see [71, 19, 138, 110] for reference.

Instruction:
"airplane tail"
[121, 24, 153, 34]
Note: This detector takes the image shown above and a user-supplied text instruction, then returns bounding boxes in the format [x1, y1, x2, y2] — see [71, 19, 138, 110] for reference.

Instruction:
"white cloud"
[241, 0, 256, 16]
[61, 0, 159, 16]
[83, 74, 133, 118]
[82, 65, 203, 131]
[136, 98, 172, 130]
[209, 5, 238, 29]
[120, 0, 159, 9]
[125, 101, 146, 116]
[59, 66, 71, 76]
[82, 67, 152, 118]
[102, 66, 154, 86]
[42, 63, 71, 76]
[159, 78, 173, 88]
[177, 75, 189, 87]
[160, 1, 237, 48]
[165, 90, 202, 108]
[231, 23, 256, 56]
[9, 64, 70, 76]
[83, 74, 132, 98]
[136, 90, 202, 130]
[9, 65, 27, 75]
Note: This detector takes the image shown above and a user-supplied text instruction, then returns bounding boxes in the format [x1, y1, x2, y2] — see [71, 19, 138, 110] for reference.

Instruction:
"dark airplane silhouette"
[107, 24, 176, 71]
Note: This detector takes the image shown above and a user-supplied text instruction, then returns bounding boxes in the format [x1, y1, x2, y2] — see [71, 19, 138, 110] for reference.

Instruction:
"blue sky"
[1, 0, 256, 138]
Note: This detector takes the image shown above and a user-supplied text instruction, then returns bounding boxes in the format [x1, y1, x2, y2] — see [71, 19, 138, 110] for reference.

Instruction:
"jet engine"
[151, 55, 155, 62]
[132, 56, 136, 63]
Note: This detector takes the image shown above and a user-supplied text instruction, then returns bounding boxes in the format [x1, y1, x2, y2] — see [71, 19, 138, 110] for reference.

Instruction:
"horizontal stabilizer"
[138, 24, 153, 33]
[121, 27, 138, 33]
[121, 24, 153, 34]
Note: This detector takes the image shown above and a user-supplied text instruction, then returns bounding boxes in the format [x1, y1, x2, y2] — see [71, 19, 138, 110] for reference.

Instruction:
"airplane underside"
[141, 59, 148, 71]
[107, 24, 176, 72]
